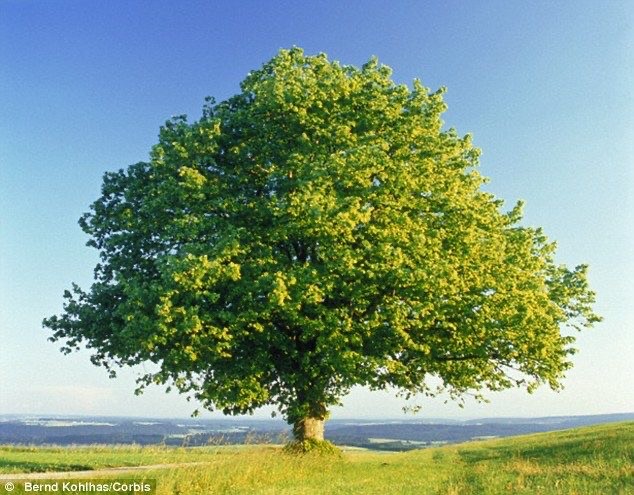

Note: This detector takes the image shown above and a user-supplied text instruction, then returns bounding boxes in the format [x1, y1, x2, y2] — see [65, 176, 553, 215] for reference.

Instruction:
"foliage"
[43, 47, 600, 433]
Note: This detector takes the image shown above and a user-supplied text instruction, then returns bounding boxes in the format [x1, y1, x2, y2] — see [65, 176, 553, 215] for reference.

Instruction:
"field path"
[0, 462, 209, 480]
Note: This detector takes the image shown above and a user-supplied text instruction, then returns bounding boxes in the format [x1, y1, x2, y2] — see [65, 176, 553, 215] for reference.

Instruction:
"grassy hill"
[0, 421, 631, 494]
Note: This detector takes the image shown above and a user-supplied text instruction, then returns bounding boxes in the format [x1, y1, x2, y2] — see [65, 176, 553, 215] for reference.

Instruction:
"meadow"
[0, 422, 631, 494]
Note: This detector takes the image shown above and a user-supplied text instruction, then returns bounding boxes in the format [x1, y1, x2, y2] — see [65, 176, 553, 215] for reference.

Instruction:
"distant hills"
[1, 413, 632, 451]
[326, 413, 634, 450]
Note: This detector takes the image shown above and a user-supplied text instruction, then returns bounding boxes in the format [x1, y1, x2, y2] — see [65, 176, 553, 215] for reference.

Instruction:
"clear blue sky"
[1, 0, 632, 419]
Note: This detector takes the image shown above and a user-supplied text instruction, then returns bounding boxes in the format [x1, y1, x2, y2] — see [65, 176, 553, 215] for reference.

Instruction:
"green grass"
[1, 422, 632, 494]
[0, 443, 238, 473]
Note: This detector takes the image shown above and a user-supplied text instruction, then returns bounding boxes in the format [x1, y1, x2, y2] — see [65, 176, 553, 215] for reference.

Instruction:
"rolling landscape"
[1, 413, 633, 451]
[0, 421, 632, 494]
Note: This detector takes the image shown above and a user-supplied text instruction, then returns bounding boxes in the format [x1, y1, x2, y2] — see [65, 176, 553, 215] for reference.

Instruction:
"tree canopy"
[44, 48, 599, 442]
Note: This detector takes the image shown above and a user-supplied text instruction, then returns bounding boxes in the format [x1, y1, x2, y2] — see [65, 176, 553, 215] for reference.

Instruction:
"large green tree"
[44, 48, 599, 443]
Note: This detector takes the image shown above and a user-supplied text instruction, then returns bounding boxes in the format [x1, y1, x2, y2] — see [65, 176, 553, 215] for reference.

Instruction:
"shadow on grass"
[0, 459, 94, 473]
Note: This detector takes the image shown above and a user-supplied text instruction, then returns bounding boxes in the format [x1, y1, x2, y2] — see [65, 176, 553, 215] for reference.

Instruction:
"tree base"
[282, 439, 341, 456]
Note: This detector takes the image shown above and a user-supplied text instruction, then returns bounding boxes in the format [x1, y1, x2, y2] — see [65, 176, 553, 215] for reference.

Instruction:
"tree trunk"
[293, 416, 325, 442]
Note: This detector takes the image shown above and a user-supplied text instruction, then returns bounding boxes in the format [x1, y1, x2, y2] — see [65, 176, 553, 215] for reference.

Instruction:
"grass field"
[0, 421, 632, 494]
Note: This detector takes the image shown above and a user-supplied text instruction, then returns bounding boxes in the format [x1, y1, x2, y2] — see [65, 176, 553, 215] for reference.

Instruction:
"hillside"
[2, 413, 632, 449]
[0, 421, 632, 494]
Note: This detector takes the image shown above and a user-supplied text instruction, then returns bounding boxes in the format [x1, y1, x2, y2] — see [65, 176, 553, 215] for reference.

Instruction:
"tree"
[44, 48, 599, 445]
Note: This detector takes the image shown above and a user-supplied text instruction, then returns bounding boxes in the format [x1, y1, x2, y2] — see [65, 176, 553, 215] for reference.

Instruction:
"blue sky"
[1, 0, 632, 419]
